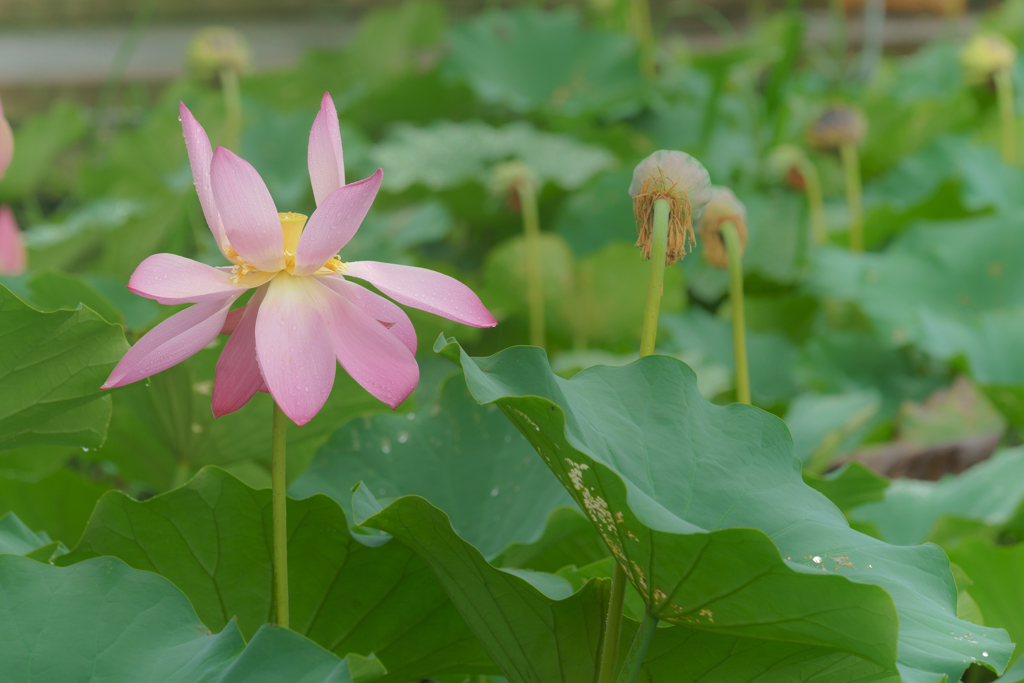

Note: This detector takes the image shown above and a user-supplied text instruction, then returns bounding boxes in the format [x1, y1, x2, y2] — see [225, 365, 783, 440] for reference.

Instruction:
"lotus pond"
[4, 2, 1024, 682]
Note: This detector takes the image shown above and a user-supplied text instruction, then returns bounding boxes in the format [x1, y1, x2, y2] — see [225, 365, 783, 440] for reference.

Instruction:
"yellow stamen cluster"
[321, 256, 347, 274]
[231, 262, 257, 283]
[225, 213, 351, 281]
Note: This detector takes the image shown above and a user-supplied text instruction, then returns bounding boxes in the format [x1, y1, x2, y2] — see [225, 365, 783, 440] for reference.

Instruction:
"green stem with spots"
[840, 142, 864, 252]
[271, 401, 289, 628]
[517, 180, 545, 349]
[220, 67, 243, 153]
[996, 66, 1016, 165]
[598, 198, 669, 683]
[721, 221, 749, 405]
[616, 610, 659, 683]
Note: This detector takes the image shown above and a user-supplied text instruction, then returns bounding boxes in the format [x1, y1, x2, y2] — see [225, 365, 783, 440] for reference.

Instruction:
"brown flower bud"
[807, 106, 867, 151]
[699, 186, 747, 269]
[629, 150, 712, 265]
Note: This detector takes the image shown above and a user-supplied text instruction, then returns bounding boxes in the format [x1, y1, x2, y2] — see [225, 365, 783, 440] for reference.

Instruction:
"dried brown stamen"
[632, 171, 695, 265]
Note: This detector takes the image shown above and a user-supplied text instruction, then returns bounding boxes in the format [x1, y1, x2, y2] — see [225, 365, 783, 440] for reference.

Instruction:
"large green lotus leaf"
[905, 309, 1024, 427]
[0, 511, 58, 557]
[0, 285, 128, 450]
[57, 467, 492, 682]
[291, 373, 572, 560]
[434, 336, 1011, 681]
[807, 213, 1024, 358]
[491, 506, 608, 573]
[93, 343, 389, 492]
[784, 390, 881, 471]
[371, 121, 615, 193]
[947, 538, 1024, 667]
[803, 462, 890, 514]
[363, 491, 914, 683]
[796, 331, 947, 417]
[364, 492, 610, 683]
[24, 270, 124, 325]
[444, 6, 646, 119]
[850, 448, 1024, 547]
[0, 553, 384, 683]
[0, 469, 110, 546]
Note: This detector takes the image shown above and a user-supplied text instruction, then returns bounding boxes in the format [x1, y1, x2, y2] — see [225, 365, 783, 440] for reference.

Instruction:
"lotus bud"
[629, 150, 712, 264]
[766, 144, 810, 191]
[961, 33, 1016, 84]
[491, 160, 539, 212]
[807, 106, 867, 151]
[0, 96, 12, 182]
[0, 206, 26, 275]
[186, 27, 251, 82]
[699, 187, 747, 270]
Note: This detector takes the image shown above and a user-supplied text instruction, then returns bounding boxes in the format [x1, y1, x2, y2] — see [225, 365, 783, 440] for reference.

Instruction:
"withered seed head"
[187, 27, 252, 82]
[961, 33, 1017, 83]
[629, 150, 712, 265]
[699, 186, 747, 269]
[766, 144, 809, 189]
[807, 106, 867, 151]
[491, 160, 538, 212]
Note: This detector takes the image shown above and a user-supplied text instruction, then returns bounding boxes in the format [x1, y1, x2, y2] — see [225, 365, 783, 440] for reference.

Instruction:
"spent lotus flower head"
[807, 106, 866, 151]
[187, 26, 251, 81]
[102, 92, 497, 425]
[766, 144, 810, 190]
[491, 160, 538, 212]
[628, 150, 712, 265]
[0, 96, 12, 181]
[0, 206, 26, 275]
[961, 33, 1016, 84]
[698, 186, 747, 269]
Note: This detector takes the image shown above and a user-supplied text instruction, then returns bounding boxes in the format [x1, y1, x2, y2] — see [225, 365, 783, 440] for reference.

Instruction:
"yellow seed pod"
[961, 33, 1017, 84]
[699, 186, 747, 270]
[807, 106, 867, 151]
[629, 150, 712, 265]
[187, 27, 251, 82]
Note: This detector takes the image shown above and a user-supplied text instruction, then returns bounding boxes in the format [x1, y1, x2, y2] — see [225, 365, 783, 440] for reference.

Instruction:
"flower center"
[280, 212, 307, 273]
[228, 212, 348, 282]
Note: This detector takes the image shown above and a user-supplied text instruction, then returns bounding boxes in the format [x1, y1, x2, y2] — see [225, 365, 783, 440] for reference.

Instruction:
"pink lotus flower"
[0, 206, 26, 275]
[0, 96, 12, 181]
[103, 93, 496, 425]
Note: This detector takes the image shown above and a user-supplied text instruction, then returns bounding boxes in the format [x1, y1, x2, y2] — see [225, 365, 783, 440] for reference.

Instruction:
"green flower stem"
[598, 198, 669, 683]
[839, 142, 864, 252]
[631, 0, 656, 77]
[616, 610, 659, 683]
[271, 401, 289, 628]
[996, 66, 1016, 165]
[220, 67, 243, 152]
[639, 199, 669, 358]
[798, 158, 827, 246]
[720, 221, 750, 405]
[598, 564, 629, 683]
[518, 180, 545, 349]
